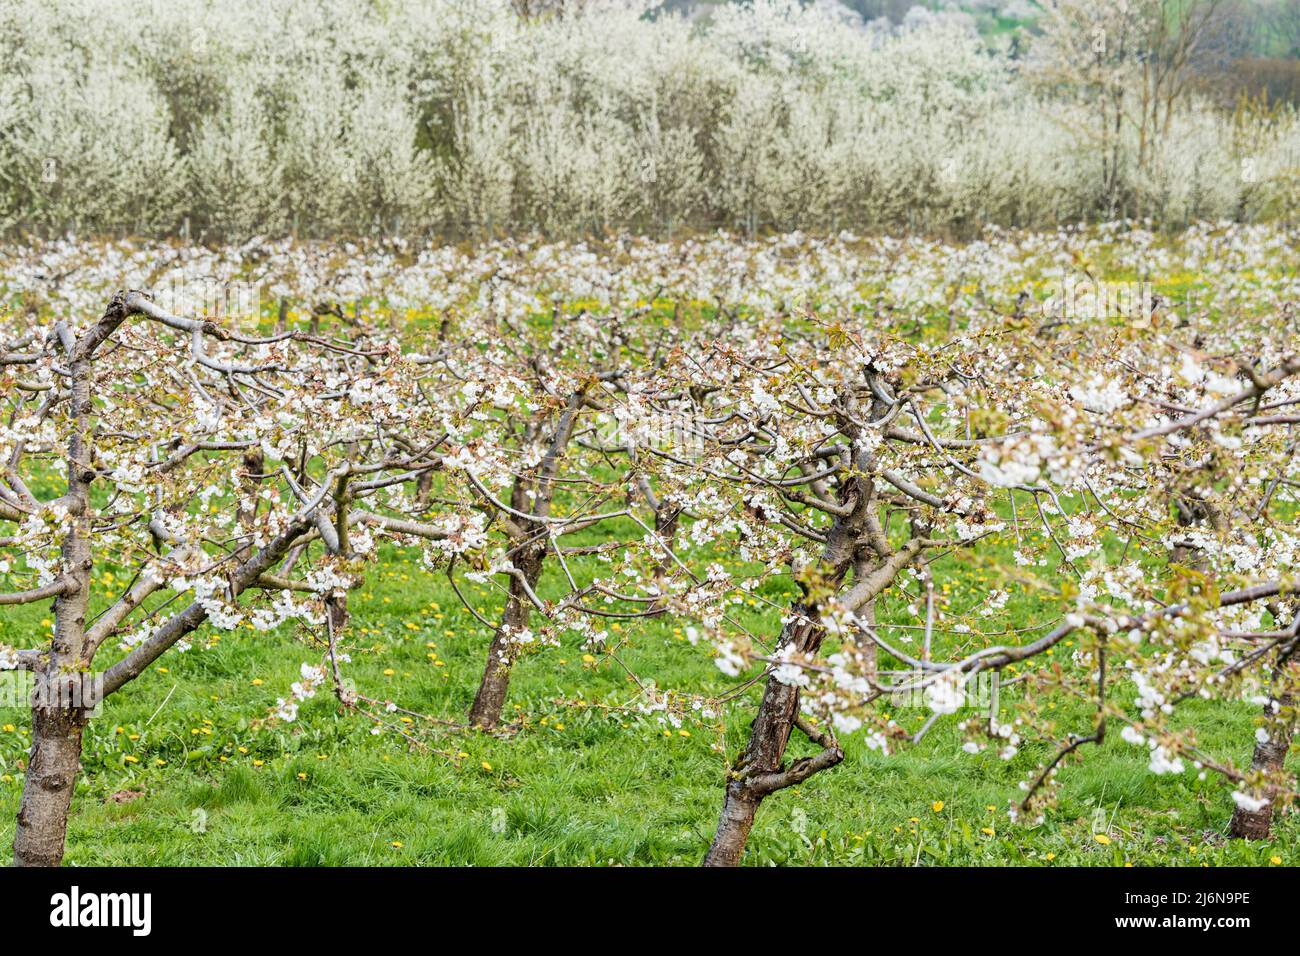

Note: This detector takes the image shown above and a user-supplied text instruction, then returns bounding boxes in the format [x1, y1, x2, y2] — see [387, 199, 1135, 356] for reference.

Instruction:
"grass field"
[1, 530, 1292, 867]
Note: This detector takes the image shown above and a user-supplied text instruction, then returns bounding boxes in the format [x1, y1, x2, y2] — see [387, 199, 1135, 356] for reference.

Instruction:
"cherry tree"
[403, 291, 699, 729]
[0, 289, 450, 865]
[631, 294, 1300, 864]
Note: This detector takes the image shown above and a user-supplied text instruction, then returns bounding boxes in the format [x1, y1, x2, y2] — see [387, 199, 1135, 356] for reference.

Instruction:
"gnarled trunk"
[704, 781, 760, 867]
[703, 606, 835, 867]
[468, 390, 585, 730]
[701, 446, 912, 866]
[468, 615, 521, 730]
[237, 446, 265, 530]
[13, 705, 85, 867]
[468, 547, 544, 730]
[1229, 684, 1295, 841]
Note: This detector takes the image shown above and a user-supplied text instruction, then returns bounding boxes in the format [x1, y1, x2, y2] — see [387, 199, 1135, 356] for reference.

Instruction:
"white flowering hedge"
[0, 0, 1296, 239]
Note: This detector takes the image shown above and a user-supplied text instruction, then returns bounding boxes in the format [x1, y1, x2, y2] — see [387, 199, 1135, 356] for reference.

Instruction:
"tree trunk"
[1229, 685, 1295, 841]
[703, 607, 821, 867]
[468, 626, 516, 731]
[414, 469, 434, 511]
[703, 781, 760, 867]
[13, 705, 85, 867]
[237, 446, 265, 530]
[649, 502, 681, 610]
[326, 592, 350, 634]
[11, 296, 122, 867]
[468, 548, 544, 730]
[699, 455, 898, 866]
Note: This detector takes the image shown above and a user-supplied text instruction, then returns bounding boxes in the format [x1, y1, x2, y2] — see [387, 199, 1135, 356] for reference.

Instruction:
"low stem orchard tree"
[645, 311, 1029, 865]
[406, 298, 698, 729]
[638, 304, 1300, 865]
[0, 289, 443, 866]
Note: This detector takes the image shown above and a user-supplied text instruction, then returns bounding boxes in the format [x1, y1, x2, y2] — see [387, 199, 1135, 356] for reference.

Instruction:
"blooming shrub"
[0, 0, 1295, 239]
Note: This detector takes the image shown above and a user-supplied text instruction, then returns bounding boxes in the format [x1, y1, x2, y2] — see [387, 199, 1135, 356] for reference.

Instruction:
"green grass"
[0, 536, 1294, 867]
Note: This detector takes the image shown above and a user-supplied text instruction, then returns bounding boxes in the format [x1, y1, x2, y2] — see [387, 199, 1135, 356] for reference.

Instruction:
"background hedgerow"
[0, 0, 1297, 241]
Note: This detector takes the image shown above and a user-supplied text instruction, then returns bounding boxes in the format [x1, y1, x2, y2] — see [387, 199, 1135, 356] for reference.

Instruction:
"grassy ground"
[0, 533, 1293, 867]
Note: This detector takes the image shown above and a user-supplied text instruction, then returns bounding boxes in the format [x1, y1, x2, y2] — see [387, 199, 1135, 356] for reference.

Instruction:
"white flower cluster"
[925, 671, 966, 716]
[272, 662, 329, 723]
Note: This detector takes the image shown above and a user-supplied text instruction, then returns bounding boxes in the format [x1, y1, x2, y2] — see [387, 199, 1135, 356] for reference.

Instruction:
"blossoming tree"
[0, 289, 453, 865]
[634, 293, 1300, 864]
